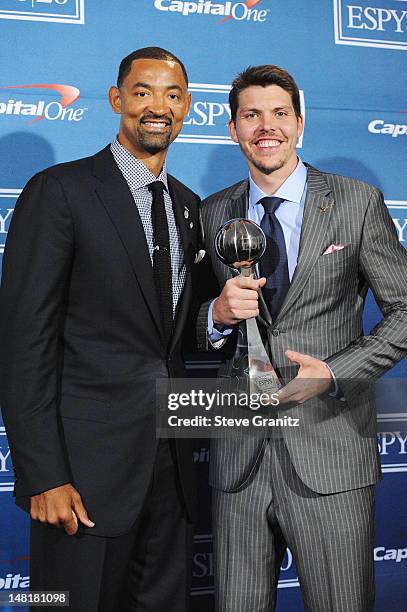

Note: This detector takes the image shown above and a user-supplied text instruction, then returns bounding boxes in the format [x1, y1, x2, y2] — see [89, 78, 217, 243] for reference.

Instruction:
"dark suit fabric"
[195, 165, 407, 611]
[30, 440, 193, 612]
[0, 146, 200, 610]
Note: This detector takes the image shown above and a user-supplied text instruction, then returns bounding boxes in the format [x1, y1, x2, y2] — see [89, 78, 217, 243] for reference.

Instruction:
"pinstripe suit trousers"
[212, 440, 375, 612]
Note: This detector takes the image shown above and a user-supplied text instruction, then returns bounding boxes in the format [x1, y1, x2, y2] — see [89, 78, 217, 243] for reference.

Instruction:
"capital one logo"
[333, 0, 407, 50]
[0, 573, 30, 590]
[368, 118, 407, 139]
[0, 84, 87, 123]
[154, 0, 270, 23]
[193, 446, 209, 463]
[0, 427, 13, 493]
[177, 83, 305, 146]
[0, 0, 85, 24]
[374, 546, 407, 563]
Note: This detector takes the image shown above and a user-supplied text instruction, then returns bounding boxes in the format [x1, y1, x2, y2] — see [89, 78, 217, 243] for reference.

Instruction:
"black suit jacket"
[0, 146, 200, 536]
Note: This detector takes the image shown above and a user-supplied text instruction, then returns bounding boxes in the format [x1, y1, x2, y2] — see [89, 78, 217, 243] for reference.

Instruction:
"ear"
[297, 114, 304, 139]
[185, 91, 192, 116]
[108, 86, 122, 115]
[228, 119, 239, 144]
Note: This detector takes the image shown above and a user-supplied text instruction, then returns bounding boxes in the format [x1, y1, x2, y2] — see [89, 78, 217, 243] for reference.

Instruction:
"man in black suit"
[0, 47, 199, 612]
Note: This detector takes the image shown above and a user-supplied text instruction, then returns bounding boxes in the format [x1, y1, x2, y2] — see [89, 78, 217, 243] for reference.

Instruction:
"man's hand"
[277, 350, 333, 404]
[212, 275, 266, 327]
[30, 483, 95, 536]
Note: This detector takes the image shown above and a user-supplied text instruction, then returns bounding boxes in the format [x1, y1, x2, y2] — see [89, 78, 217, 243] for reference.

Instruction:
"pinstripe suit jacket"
[196, 164, 407, 494]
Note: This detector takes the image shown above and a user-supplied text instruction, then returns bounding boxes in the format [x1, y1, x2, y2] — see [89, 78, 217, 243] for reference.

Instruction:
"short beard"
[242, 146, 284, 176]
[137, 130, 172, 154]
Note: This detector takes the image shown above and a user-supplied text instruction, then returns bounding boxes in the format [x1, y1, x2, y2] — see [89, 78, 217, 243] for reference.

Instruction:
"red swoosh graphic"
[221, 0, 262, 23]
[0, 84, 80, 123]
[0, 556, 30, 564]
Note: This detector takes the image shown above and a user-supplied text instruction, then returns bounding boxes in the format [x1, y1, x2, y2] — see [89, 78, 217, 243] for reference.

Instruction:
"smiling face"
[109, 58, 191, 163]
[229, 84, 303, 188]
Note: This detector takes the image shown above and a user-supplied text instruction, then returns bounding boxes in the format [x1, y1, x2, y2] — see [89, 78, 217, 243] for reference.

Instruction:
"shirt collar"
[248, 157, 307, 212]
[110, 137, 169, 191]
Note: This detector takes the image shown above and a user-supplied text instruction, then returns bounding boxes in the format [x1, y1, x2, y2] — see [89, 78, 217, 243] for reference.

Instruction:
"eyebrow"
[130, 82, 183, 92]
[239, 105, 292, 113]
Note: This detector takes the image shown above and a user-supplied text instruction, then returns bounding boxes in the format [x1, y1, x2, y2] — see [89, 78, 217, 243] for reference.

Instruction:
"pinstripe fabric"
[198, 165, 407, 495]
[198, 164, 407, 610]
[212, 440, 375, 612]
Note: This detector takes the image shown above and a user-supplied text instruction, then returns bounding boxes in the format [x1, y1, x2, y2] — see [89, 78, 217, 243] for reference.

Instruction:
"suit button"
[272, 328, 280, 337]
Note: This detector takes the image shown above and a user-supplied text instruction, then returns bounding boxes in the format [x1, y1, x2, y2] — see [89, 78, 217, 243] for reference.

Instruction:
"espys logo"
[377, 410, 407, 474]
[385, 201, 407, 243]
[0, 84, 87, 123]
[0, 0, 85, 25]
[177, 83, 305, 146]
[0, 189, 19, 256]
[154, 0, 270, 23]
[191, 535, 299, 596]
[0, 426, 13, 493]
[333, 0, 407, 51]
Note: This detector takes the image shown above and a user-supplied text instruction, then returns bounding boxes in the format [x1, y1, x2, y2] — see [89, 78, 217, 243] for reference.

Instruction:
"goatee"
[138, 131, 172, 154]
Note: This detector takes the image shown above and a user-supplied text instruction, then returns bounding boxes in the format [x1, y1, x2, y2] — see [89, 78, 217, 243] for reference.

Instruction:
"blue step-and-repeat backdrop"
[0, 1, 406, 610]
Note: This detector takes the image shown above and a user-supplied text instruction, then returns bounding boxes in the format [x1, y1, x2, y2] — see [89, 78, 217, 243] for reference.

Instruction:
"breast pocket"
[315, 246, 356, 274]
[319, 245, 354, 264]
[310, 247, 358, 296]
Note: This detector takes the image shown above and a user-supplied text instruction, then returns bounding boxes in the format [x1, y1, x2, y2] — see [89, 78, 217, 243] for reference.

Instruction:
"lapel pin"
[319, 202, 334, 213]
[190, 221, 194, 229]
[194, 249, 206, 264]
[184, 206, 189, 219]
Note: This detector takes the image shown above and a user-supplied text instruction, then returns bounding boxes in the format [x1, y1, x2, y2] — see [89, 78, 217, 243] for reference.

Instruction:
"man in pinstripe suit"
[195, 65, 407, 611]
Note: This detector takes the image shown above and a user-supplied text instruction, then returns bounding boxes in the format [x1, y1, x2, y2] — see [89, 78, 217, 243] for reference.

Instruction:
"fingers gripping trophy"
[215, 218, 281, 398]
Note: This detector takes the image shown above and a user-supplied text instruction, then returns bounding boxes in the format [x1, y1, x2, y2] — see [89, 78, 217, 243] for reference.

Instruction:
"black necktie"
[149, 181, 173, 347]
[259, 197, 290, 320]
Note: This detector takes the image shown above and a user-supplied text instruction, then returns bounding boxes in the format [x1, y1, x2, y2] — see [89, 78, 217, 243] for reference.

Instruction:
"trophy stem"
[214, 218, 280, 404]
[240, 267, 281, 398]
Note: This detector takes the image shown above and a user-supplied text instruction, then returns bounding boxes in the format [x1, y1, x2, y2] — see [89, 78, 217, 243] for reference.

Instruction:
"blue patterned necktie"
[259, 197, 290, 320]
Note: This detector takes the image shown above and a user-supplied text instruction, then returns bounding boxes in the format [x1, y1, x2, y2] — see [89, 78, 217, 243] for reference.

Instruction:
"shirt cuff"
[325, 363, 345, 400]
[208, 299, 233, 344]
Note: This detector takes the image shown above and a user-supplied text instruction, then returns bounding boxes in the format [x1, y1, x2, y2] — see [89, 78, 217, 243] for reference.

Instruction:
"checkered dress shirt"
[110, 138, 186, 315]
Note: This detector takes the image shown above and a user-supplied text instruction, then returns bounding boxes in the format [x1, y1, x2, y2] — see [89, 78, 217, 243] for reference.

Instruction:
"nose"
[258, 112, 276, 133]
[146, 93, 170, 115]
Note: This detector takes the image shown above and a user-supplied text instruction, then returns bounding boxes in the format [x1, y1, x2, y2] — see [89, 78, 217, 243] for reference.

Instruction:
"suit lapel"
[207, 182, 247, 283]
[92, 147, 163, 340]
[168, 177, 198, 352]
[276, 165, 334, 321]
[227, 186, 247, 222]
[168, 177, 196, 273]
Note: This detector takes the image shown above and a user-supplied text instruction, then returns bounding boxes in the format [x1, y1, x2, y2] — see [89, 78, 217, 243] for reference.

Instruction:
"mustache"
[140, 113, 172, 126]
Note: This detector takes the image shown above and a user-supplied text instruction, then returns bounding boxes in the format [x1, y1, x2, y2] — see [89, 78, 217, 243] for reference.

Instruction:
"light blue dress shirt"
[208, 158, 308, 341]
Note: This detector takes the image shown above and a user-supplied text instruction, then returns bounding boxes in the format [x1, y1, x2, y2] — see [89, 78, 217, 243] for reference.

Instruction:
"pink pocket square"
[323, 244, 346, 255]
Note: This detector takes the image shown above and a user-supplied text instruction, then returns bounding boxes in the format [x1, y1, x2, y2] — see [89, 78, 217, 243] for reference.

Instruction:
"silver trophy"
[215, 218, 281, 398]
